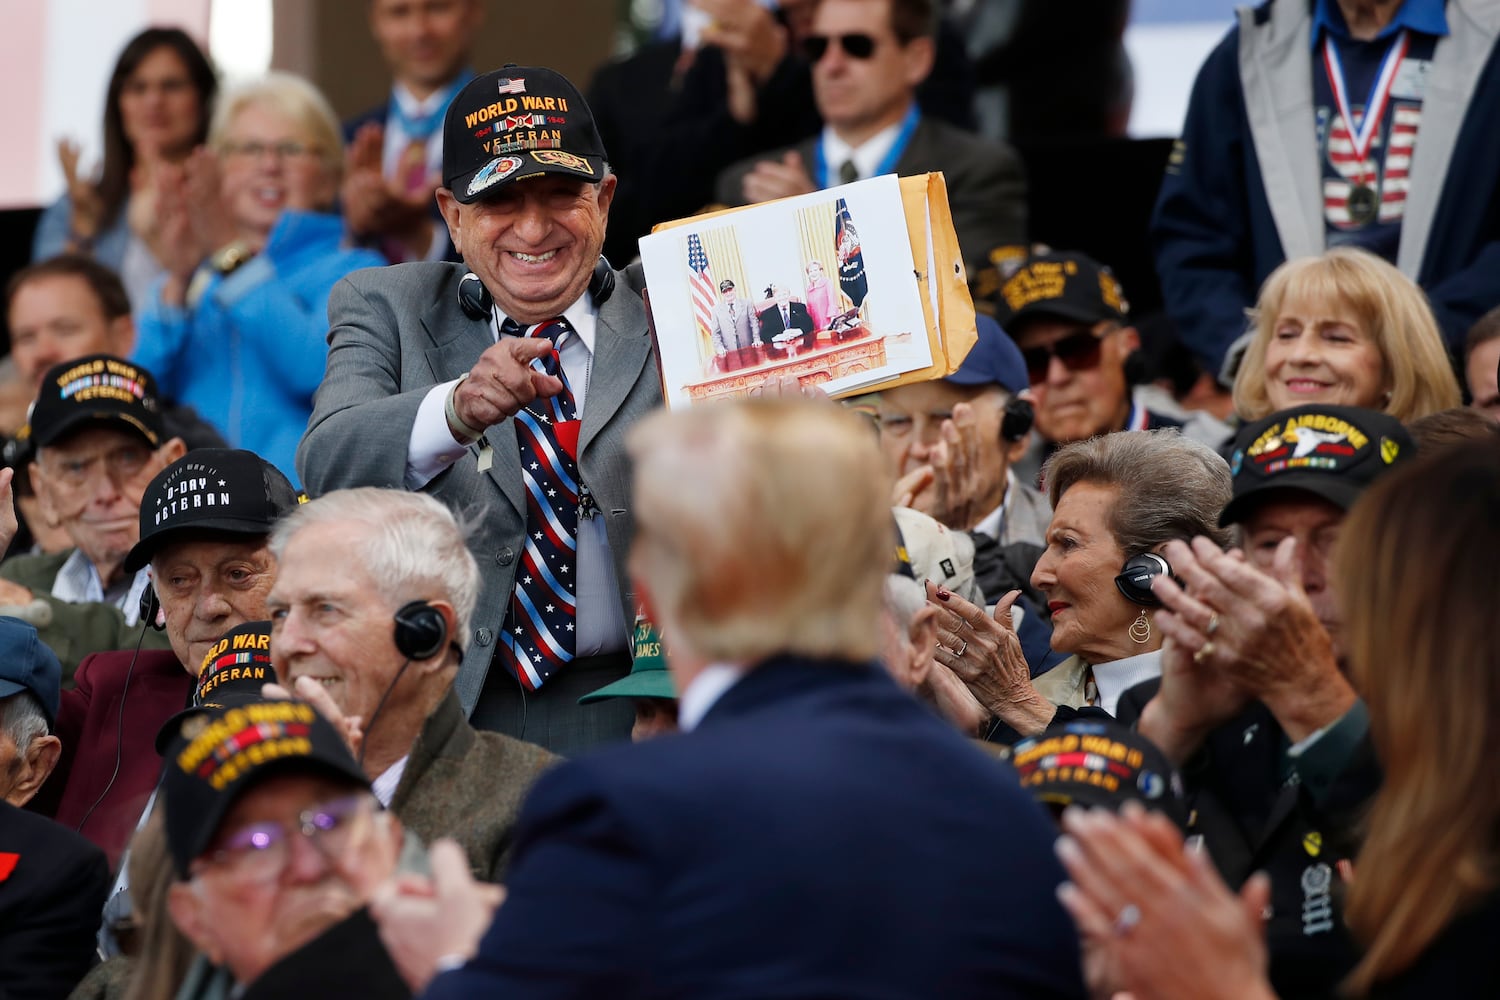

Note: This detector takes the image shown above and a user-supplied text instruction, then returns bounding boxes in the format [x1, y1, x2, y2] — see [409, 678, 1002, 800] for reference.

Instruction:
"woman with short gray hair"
[925, 429, 1231, 742]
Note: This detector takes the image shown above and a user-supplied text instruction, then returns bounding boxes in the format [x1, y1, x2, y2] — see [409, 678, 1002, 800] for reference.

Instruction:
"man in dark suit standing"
[0, 799, 110, 1000]
[300, 66, 663, 753]
[340, 0, 482, 262]
[369, 400, 1087, 999]
[757, 284, 817, 348]
[715, 0, 1026, 277]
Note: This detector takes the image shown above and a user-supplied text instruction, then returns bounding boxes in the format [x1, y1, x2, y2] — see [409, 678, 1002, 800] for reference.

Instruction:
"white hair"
[883, 575, 928, 633]
[270, 488, 481, 646]
[0, 691, 49, 759]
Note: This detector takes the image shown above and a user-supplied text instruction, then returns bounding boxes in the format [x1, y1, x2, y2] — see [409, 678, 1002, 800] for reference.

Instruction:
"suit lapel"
[419, 290, 527, 517]
[580, 284, 653, 455]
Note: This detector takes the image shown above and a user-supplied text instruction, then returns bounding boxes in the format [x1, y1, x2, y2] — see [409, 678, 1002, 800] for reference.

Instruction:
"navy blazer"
[427, 656, 1086, 999]
[342, 102, 456, 262]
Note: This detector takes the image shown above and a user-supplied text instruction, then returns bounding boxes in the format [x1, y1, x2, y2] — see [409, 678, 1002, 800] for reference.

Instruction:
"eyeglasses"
[1021, 327, 1113, 384]
[40, 443, 153, 489]
[802, 33, 878, 61]
[221, 140, 319, 162]
[191, 793, 377, 883]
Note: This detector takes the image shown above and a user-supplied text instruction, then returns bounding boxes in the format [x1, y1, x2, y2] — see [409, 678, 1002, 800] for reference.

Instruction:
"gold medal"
[1347, 183, 1379, 225]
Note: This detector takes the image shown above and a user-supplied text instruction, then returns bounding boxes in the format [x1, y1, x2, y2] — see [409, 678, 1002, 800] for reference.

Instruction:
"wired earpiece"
[1114, 552, 1173, 607]
[1001, 396, 1034, 442]
[138, 582, 164, 631]
[392, 600, 448, 661]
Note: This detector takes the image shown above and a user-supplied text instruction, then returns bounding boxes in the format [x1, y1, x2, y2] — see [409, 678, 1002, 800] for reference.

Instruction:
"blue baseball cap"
[945, 314, 1028, 393]
[0, 616, 61, 727]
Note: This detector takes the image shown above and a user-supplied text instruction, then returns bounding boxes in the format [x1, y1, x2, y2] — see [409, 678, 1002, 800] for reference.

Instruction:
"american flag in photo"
[687, 234, 717, 339]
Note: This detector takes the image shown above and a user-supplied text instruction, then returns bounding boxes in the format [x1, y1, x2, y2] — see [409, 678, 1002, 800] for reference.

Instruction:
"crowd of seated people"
[3, 0, 1500, 997]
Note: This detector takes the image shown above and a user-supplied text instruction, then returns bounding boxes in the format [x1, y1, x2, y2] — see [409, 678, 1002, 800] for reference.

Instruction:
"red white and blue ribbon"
[1322, 30, 1409, 165]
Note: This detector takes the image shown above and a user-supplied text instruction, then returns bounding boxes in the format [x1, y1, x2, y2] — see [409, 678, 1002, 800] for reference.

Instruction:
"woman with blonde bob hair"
[1047, 437, 1500, 997]
[133, 72, 385, 480]
[1233, 247, 1460, 423]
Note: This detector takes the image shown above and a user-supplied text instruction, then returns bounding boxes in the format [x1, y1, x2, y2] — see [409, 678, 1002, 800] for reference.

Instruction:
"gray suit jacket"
[297, 262, 663, 715]
[714, 116, 1027, 275]
[709, 297, 758, 352]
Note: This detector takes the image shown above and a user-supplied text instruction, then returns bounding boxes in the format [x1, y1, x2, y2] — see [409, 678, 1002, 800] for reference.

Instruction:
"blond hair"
[627, 399, 891, 664]
[1339, 438, 1500, 993]
[210, 71, 344, 189]
[1233, 247, 1460, 422]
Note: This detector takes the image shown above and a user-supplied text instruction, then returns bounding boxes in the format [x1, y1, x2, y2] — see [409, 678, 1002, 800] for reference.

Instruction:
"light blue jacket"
[133, 211, 385, 484]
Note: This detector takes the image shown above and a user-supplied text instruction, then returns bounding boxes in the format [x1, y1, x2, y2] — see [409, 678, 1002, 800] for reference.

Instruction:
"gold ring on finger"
[1193, 640, 1215, 665]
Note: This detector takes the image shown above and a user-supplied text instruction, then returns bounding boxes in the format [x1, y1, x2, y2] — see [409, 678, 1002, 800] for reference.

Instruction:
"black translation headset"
[139, 582, 164, 631]
[392, 600, 449, 660]
[458, 255, 616, 320]
[1114, 552, 1173, 607]
[1000, 396, 1034, 442]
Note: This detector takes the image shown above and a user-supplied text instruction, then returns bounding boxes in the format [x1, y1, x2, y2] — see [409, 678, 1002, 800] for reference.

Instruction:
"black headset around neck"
[458, 255, 616, 321]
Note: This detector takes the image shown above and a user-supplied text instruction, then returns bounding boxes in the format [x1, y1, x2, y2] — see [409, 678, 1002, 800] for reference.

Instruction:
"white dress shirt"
[405, 294, 629, 656]
[51, 550, 150, 626]
[677, 662, 747, 731]
[819, 112, 908, 184]
[381, 82, 449, 263]
[372, 755, 410, 808]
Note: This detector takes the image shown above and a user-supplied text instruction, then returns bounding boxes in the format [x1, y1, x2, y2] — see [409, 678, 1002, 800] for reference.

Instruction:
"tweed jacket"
[297, 262, 663, 715]
[388, 688, 559, 882]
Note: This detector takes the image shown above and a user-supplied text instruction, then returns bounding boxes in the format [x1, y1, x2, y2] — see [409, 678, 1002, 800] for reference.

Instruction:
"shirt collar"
[1089, 649, 1162, 717]
[392, 80, 454, 118]
[371, 754, 410, 808]
[493, 294, 599, 355]
[1311, 0, 1449, 47]
[972, 469, 1016, 540]
[820, 106, 911, 182]
[677, 662, 746, 731]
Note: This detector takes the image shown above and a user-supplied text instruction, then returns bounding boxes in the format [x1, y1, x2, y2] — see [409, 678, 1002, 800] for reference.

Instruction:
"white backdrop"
[0, 0, 272, 210]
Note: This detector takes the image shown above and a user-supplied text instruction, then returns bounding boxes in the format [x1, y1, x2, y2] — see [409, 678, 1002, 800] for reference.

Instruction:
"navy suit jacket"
[757, 302, 816, 345]
[427, 656, 1086, 999]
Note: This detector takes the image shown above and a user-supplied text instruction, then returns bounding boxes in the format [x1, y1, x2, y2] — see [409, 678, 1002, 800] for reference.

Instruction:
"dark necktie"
[838, 159, 859, 185]
[497, 316, 579, 690]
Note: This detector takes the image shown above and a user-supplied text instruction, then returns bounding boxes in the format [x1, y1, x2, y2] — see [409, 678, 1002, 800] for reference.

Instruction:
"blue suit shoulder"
[445, 658, 1087, 999]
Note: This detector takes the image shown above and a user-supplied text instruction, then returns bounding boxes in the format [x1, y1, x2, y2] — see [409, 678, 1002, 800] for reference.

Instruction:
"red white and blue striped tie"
[498, 316, 579, 690]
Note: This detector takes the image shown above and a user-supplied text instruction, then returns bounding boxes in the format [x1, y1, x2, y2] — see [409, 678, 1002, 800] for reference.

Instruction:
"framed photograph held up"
[639, 172, 977, 408]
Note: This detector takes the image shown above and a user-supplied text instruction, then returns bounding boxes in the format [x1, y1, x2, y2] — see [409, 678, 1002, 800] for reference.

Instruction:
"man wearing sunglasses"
[996, 251, 1230, 485]
[714, 0, 1025, 279]
[162, 698, 417, 997]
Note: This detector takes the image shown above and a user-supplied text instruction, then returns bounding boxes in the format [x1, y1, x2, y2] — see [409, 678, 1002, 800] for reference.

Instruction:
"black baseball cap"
[155, 620, 277, 754]
[1010, 718, 1187, 828]
[23, 354, 164, 451]
[0, 616, 61, 727]
[124, 449, 303, 572]
[443, 65, 607, 203]
[1220, 404, 1415, 526]
[992, 251, 1130, 337]
[161, 698, 370, 877]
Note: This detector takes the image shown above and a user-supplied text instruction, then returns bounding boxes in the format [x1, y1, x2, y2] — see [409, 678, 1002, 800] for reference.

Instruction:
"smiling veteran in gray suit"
[298, 66, 661, 754]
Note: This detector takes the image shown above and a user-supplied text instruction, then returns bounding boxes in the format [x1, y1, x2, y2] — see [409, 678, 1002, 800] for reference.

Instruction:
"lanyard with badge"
[813, 104, 922, 189]
[1322, 30, 1408, 226]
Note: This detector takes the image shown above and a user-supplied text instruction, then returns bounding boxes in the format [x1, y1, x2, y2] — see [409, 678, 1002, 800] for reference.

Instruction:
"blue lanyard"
[388, 69, 476, 141]
[815, 103, 921, 189]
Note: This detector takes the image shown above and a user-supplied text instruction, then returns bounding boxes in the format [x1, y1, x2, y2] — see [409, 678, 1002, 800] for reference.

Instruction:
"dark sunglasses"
[802, 33, 877, 61]
[1021, 328, 1107, 384]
